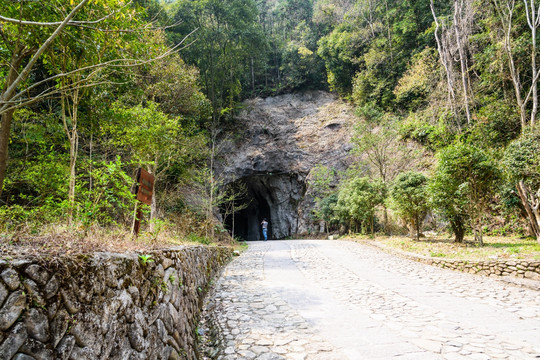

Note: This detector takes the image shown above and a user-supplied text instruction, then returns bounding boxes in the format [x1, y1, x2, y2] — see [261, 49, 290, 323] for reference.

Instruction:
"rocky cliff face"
[216, 91, 355, 240]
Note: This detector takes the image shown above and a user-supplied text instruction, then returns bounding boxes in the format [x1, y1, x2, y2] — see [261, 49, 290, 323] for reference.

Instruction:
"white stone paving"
[207, 240, 540, 359]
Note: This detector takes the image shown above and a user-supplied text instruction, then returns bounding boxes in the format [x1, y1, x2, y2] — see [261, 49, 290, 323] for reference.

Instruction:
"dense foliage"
[389, 172, 429, 241]
[0, 0, 216, 242]
[2, 0, 540, 245]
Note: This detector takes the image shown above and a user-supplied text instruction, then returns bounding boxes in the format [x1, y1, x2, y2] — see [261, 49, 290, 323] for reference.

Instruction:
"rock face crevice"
[217, 91, 355, 239]
[0, 246, 231, 360]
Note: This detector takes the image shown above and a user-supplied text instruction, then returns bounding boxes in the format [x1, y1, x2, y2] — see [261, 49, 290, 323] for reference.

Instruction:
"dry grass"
[0, 225, 170, 260]
[0, 219, 234, 260]
[348, 234, 540, 260]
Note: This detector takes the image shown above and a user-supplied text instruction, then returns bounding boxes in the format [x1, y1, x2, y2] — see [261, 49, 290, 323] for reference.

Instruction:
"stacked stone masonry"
[425, 258, 540, 280]
[0, 245, 232, 360]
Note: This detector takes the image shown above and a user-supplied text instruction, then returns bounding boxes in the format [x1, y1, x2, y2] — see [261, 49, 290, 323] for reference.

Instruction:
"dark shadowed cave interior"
[222, 174, 304, 241]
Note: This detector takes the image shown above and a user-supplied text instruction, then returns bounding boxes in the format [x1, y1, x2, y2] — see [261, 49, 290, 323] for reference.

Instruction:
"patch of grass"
[233, 239, 248, 253]
[186, 233, 213, 245]
[429, 251, 446, 257]
[351, 234, 540, 260]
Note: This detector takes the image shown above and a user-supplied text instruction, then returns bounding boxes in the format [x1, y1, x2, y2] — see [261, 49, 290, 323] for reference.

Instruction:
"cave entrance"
[222, 174, 304, 241]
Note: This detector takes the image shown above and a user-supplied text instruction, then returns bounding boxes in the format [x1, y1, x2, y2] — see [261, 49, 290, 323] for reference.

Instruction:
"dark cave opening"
[226, 190, 272, 241]
[223, 176, 272, 241]
[222, 174, 304, 241]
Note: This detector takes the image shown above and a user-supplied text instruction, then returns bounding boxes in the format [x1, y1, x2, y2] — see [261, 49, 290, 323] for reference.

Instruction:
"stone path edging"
[364, 240, 540, 291]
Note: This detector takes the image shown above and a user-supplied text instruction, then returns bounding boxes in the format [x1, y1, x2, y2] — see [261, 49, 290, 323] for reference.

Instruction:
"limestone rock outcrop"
[216, 91, 355, 239]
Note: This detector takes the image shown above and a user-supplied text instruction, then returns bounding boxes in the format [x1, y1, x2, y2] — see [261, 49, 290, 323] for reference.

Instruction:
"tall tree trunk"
[473, 219, 484, 246]
[494, 0, 529, 131]
[384, 0, 394, 63]
[149, 159, 158, 233]
[451, 216, 465, 243]
[531, 18, 538, 127]
[0, 47, 24, 199]
[89, 131, 93, 193]
[208, 131, 217, 240]
[0, 109, 15, 201]
[431, 0, 458, 122]
[379, 204, 389, 233]
[525, 0, 540, 127]
[409, 218, 416, 239]
[232, 201, 235, 240]
[415, 213, 420, 241]
[453, 0, 472, 125]
[251, 57, 255, 91]
[516, 180, 540, 242]
[62, 86, 80, 225]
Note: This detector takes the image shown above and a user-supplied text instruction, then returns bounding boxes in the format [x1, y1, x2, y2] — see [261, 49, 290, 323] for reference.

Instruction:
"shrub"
[389, 171, 429, 240]
[428, 142, 500, 245]
[334, 177, 384, 234]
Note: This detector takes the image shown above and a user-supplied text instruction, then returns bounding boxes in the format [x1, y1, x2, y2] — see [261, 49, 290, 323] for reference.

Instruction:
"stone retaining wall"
[368, 241, 540, 281]
[423, 258, 540, 280]
[0, 245, 232, 360]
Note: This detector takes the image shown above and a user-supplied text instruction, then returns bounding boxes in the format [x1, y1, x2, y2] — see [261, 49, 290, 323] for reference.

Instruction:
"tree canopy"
[3, 0, 540, 245]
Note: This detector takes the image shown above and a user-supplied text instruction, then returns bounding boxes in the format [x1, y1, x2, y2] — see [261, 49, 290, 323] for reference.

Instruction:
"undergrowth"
[0, 209, 234, 259]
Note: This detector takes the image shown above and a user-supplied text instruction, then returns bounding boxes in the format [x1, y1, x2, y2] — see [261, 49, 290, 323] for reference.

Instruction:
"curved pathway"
[208, 240, 540, 360]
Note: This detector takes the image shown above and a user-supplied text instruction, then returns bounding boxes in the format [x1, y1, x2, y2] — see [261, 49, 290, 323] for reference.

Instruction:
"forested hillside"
[1, 0, 539, 248]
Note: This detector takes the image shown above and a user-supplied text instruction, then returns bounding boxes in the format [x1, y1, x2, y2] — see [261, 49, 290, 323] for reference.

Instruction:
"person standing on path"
[261, 218, 269, 241]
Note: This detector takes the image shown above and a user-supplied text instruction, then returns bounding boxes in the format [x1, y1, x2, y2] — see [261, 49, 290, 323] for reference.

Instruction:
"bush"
[75, 157, 137, 227]
[428, 142, 500, 244]
[334, 177, 384, 234]
[389, 171, 429, 240]
[502, 129, 540, 240]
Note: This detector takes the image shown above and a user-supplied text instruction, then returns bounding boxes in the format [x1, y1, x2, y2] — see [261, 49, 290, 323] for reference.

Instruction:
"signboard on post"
[132, 168, 155, 236]
[135, 168, 155, 205]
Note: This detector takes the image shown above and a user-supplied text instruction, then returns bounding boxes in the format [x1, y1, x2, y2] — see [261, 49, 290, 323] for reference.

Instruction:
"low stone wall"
[367, 241, 540, 281]
[423, 258, 540, 280]
[0, 245, 232, 360]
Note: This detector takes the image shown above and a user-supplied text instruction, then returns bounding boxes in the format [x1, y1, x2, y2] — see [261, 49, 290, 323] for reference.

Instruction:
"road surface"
[207, 240, 540, 360]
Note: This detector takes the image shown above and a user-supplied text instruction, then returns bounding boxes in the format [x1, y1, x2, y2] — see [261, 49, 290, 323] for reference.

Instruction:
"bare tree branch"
[68, 20, 183, 33]
[0, 80, 127, 115]
[0, 28, 198, 114]
[0, 0, 91, 105]
[0, 1, 131, 27]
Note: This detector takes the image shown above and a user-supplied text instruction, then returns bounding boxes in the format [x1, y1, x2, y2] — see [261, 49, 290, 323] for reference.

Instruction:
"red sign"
[135, 168, 154, 205]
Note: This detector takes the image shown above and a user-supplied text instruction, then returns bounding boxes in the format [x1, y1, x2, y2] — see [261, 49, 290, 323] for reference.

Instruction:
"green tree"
[0, 0, 183, 200]
[352, 110, 423, 230]
[306, 164, 335, 234]
[171, 0, 267, 122]
[317, 23, 360, 95]
[335, 176, 384, 235]
[389, 171, 429, 241]
[319, 193, 339, 233]
[502, 130, 540, 242]
[106, 102, 187, 226]
[428, 142, 500, 245]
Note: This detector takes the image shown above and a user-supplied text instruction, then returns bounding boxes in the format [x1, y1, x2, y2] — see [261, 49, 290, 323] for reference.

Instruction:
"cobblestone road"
[207, 240, 540, 360]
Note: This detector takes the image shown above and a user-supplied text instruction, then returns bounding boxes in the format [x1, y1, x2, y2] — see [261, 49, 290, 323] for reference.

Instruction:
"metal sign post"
[132, 168, 155, 237]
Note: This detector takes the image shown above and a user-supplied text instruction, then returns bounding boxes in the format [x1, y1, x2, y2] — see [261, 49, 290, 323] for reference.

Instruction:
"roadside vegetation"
[2, 0, 540, 255]
[348, 235, 540, 261]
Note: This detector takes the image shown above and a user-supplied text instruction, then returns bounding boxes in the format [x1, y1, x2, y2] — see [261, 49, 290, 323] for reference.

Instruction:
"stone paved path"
[207, 240, 540, 360]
